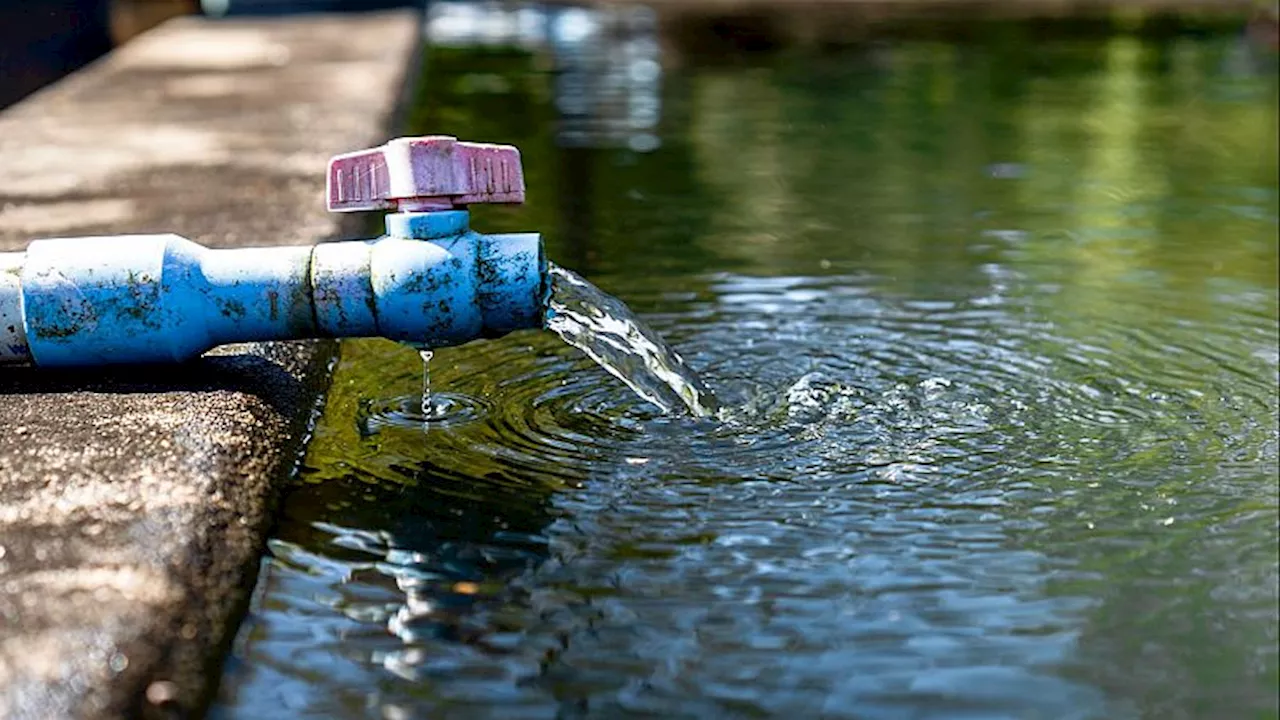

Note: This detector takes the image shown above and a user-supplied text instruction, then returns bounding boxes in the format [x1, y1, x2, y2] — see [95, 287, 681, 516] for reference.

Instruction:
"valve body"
[0, 211, 546, 367]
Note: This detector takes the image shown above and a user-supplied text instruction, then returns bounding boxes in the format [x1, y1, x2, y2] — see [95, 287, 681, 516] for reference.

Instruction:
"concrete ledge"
[0, 11, 419, 719]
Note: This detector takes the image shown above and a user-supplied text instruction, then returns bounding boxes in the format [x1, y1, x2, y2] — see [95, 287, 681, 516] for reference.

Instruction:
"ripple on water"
[214, 41, 1280, 715]
[218, 259, 1278, 718]
[359, 392, 493, 431]
[225, 269, 1272, 718]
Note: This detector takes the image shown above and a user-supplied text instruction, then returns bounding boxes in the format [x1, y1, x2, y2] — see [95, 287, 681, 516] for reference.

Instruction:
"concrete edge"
[0, 10, 424, 719]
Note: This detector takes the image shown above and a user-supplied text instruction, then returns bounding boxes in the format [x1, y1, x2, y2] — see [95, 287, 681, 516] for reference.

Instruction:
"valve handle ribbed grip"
[327, 136, 525, 212]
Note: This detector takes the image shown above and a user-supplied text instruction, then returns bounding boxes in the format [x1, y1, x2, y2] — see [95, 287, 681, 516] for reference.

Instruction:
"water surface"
[214, 26, 1278, 720]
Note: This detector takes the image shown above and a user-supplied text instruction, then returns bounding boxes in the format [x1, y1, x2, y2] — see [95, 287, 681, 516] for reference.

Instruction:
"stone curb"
[0, 11, 421, 719]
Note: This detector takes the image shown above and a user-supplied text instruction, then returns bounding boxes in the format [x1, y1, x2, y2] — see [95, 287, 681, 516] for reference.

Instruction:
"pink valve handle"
[327, 136, 525, 213]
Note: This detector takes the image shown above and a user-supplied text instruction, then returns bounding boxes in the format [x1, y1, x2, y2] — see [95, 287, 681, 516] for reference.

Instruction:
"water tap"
[0, 137, 548, 367]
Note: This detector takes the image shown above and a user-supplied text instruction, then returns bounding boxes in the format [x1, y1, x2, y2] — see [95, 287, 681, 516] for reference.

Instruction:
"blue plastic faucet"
[0, 137, 547, 367]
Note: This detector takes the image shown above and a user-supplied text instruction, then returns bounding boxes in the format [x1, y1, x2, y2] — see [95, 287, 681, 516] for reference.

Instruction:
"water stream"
[546, 264, 718, 418]
[418, 349, 434, 418]
[374, 268, 717, 429]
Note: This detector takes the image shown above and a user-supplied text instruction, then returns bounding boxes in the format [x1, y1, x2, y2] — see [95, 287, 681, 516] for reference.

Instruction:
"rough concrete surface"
[0, 11, 420, 719]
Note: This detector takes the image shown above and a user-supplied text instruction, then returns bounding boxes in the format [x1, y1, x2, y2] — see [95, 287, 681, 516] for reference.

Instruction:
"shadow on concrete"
[0, 346, 323, 418]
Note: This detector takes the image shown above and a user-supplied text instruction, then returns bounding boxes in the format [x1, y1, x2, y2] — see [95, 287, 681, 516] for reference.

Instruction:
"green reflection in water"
[215, 23, 1278, 720]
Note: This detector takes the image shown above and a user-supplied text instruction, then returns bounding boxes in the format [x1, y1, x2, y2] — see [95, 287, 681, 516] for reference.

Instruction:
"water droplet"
[418, 348, 434, 419]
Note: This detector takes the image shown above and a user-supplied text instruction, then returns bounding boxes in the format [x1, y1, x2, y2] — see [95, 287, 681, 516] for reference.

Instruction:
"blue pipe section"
[0, 210, 547, 367]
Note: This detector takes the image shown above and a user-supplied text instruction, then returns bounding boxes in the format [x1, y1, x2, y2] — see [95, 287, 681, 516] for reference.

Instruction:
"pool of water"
[213, 22, 1278, 720]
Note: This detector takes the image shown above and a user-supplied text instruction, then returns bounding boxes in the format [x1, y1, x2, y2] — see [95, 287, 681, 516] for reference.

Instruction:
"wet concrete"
[0, 11, 419, 719]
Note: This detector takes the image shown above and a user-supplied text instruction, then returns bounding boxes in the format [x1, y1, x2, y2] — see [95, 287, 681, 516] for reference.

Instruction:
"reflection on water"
[428, 2, 662, 151]
[213, 22, 1278, 720]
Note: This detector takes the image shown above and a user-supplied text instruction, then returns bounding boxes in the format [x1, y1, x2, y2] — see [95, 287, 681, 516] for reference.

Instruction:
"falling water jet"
[418, 348, 434, 420]
[545, 264, 718, 418]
